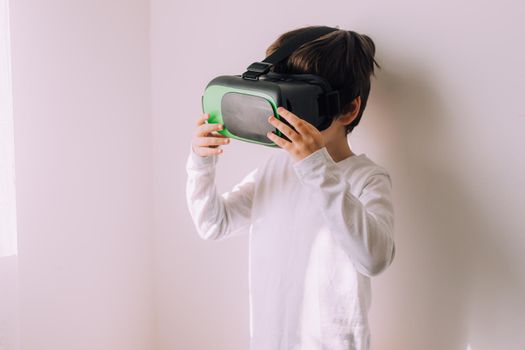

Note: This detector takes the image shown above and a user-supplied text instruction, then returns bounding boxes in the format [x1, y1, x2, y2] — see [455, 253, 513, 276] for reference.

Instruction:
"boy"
[186, 26, 395, 350]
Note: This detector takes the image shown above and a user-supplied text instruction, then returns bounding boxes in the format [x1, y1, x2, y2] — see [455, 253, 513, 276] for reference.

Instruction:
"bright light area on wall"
[0, 0, 18, 258]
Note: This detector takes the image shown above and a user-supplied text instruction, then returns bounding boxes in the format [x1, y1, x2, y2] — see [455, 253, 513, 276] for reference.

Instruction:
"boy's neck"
[324, 138, 355, 163]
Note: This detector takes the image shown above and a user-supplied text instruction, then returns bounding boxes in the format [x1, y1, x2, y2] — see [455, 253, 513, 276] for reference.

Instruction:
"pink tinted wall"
[10, 0, 154, 349]
[6, 0, 525, 349]
[151, 1, 525, 350]
[0, 256, 19, 348]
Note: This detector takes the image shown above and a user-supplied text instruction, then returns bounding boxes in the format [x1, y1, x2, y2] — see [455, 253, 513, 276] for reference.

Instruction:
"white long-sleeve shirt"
[185, 144, 396, 350]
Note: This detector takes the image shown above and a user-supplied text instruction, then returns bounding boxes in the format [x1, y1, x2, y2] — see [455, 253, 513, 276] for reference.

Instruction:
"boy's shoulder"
[348, 153, 390, 176]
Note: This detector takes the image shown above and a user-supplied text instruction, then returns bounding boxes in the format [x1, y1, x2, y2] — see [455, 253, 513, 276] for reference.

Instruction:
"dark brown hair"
[266, 26, 381, 135]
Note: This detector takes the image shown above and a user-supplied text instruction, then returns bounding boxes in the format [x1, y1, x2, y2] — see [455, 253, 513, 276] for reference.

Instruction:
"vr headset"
[201, 26, 360, 147]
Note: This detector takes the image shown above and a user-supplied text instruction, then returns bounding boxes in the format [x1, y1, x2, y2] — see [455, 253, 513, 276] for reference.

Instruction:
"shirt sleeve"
[292, 146, 396, 277]
[185, 144, 258, 241]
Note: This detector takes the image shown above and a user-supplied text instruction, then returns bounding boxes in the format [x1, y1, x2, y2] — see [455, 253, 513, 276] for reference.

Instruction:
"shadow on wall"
[369, 59, 525, 350]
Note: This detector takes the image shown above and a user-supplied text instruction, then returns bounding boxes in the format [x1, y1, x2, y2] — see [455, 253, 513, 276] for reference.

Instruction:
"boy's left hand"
[266, 106, 325, 162]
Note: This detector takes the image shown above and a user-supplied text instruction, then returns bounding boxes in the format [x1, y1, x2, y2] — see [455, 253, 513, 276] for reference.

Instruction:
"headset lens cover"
[221, 92, 276, 144]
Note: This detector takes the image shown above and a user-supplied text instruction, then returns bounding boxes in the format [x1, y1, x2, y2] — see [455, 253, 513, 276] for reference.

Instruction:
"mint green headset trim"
[202, 85, 285, 147]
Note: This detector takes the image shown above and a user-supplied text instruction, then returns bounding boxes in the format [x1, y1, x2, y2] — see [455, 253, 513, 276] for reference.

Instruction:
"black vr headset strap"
[318, 84, 361, 116]
[316, 84, 361, 130]
[241, 26, 339, 81]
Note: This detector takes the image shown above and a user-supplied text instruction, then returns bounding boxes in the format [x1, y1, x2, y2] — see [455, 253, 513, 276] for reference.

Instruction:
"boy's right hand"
[191, 113, 231, 157]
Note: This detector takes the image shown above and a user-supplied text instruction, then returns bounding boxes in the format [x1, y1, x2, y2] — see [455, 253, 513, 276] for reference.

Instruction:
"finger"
[266, 131, 292, 150]
[210, 130, 229, 138]
[197, 122, 224, 136]
[196, 136, 231, 147]
[196, 113, 209, 126]
[197, 146, 223, 156]
[268, 115, 300, 142]
[276, 107, 308, 134]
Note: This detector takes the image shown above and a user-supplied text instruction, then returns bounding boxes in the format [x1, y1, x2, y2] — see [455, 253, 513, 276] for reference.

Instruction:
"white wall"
[151, 1, 525, 350]
[0, 0, 19, 346]
[9, 0, 154, 349]
[0, 256, 19, 349]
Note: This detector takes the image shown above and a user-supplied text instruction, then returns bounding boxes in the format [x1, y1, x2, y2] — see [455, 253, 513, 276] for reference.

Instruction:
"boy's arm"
[293, 146, 395, 277]
[185, 145, 257, 241]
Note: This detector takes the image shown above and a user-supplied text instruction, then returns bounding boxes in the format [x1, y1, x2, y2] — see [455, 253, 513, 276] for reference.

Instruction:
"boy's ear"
[336, 96, 361, 126]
